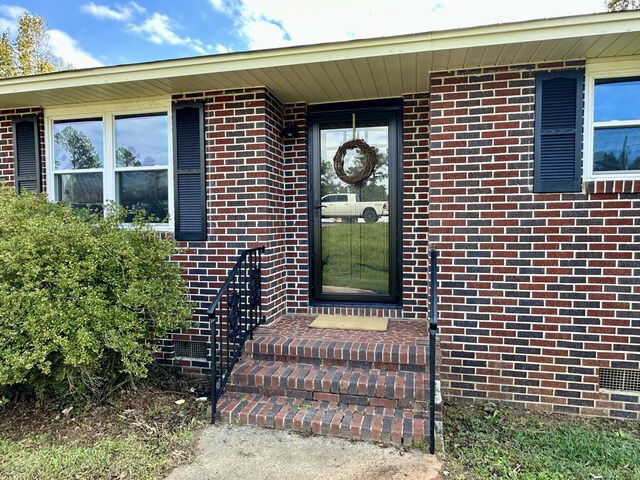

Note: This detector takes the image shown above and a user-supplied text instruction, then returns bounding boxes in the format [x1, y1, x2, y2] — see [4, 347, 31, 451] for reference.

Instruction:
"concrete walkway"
[167, 424, 442, 480]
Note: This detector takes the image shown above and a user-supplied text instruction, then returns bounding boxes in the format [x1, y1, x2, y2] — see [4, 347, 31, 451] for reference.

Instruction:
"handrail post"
[429, 248, 438, 455]
[208, 247, 267, 424]
[210, 307, 217, 424]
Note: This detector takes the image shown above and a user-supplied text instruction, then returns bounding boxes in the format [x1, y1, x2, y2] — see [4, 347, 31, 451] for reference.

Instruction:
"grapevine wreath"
[332, 138, 376, 185]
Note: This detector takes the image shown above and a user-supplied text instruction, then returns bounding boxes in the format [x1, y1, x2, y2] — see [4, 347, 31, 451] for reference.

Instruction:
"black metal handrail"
[208, 246, 266, 423]
[429, 248, 439, 454]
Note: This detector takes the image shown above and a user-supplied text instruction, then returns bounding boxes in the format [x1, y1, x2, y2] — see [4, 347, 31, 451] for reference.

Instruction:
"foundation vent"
[599, 368, 640, 392]
[174, 340, 208, 360]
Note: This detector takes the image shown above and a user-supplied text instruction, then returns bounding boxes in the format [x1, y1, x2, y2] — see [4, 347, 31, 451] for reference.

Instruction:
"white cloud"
[209, 0, 232, 14]
[81, 2, 145, 21]
[215, 43, 230, 54]
[0, 5, 102, 69]
[0, 4, 26, 32]
[210, 0, 609, 51]
[128, 12, 208, 54]
[49, 30, 103, 68]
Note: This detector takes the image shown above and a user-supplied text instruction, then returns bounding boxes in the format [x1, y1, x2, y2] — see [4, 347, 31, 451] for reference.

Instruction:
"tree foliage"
[345, 146, 388, 202]
[0, 187, 192, 400]
[321, 145, 389, 202]
[54, 126, 101, 169]
[0, 12, 68, 78]
[116, 147, 142, 167]
[606, 0, 640, 10]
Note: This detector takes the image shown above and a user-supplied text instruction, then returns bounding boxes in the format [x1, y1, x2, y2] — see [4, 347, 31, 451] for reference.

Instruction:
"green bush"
[0, 186, 192, 400]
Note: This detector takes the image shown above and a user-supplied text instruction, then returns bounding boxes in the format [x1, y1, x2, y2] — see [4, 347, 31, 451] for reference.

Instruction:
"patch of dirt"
[0, 372, 211, 472]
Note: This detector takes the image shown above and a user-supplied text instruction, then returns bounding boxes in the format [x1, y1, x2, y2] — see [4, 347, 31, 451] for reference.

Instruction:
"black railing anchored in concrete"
[429, 248, 439, 455]
[208, 247, 266, 423]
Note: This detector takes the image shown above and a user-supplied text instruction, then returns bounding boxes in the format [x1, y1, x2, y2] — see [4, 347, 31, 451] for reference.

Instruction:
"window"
[53, 118, 104, 210]
[593, 79, 640, 173]
[47, 102, 172, 227]
[322, 194, 347, 202]
[585, 60, 640, 180]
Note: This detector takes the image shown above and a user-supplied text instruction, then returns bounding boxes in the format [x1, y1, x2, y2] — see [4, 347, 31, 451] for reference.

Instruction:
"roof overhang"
[1, 11, 639, 108]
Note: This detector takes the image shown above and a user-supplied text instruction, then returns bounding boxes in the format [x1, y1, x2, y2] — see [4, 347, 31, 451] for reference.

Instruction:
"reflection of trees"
[120, 171, 168, 222]
[346, 146, 388, 202]
[54, 126, 102, 210]
[321, 145, 388, 201]
[54, 126, 101, 169]
[61, 173, 102, 212]
[594, 135, 640, 172]
[116, 146, 142, 167]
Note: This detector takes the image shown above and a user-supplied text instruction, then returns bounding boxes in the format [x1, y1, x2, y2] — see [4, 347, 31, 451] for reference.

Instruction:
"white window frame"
[584, 57, 640, 181]
[45, 97, 174, 231]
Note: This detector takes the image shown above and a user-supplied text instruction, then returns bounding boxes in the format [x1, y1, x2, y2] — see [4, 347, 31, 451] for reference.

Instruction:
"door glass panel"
[319, 122, 390, 295]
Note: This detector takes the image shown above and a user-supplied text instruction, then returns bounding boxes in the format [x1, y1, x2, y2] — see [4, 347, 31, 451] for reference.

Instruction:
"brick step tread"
[227, 359, 428, 407]
[216, 392, 430, 448]
[246, 335, 428, 370]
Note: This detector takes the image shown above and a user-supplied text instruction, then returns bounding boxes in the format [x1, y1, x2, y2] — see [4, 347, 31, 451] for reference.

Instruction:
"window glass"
[53, 119, 103, 170]
[593, 127, 640, 172]
[52, 111, 170, 223]
[117, 170, 169, 222]
[115, 114, 168, 167]
[57, 172, 103, 210]
[594, 78, 640, 123]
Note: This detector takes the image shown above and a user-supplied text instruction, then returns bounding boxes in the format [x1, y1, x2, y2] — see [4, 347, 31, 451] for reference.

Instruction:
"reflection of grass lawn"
[322, 222, 389, 293]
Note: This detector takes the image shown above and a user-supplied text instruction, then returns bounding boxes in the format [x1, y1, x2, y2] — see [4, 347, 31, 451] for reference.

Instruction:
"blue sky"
[1, 0, 610, 69]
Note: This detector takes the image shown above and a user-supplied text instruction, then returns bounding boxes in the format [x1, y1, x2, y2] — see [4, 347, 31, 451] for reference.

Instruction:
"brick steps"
[246, 334, 428, 372]
[216, 392, 429, 448]
[227, 359, 429, 410]
[214, 316, 438, 449]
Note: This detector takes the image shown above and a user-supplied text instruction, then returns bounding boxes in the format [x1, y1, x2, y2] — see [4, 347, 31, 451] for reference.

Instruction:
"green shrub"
[0, 186, 192, 400]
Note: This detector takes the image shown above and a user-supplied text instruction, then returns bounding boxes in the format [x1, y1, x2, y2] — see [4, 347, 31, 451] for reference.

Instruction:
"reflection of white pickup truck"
[321, 193, 388, 223]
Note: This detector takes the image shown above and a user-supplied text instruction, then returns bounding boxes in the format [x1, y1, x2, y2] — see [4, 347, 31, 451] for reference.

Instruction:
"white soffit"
[0, 11, 639, 107]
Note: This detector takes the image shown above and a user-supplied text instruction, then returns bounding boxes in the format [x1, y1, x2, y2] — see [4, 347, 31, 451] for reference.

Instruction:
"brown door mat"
[308, 314, 389, 332]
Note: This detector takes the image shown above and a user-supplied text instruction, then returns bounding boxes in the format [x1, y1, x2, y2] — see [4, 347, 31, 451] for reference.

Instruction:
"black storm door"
[309, 101, 401, 305]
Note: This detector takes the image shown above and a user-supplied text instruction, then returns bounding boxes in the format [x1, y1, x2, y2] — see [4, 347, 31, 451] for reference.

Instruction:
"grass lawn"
[321, 222, 389, 293]
[443, 402, 640, 480]
[0, 385, 208, 480]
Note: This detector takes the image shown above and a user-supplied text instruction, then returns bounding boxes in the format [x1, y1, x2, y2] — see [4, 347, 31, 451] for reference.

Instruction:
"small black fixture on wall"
[280, 122, 299, 139]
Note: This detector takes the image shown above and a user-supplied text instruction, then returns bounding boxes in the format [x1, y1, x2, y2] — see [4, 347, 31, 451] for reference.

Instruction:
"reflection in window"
[593, 77, 640, 175]
[52, 112, 170, 224]
[57, 172, 103, 211]
[115, 114, 168, 167]
[117, 170, 169, 222]
[594, 127, 640, 172]
[320, 124, 389, 202]
[594, 78, 640, 123]
[53, 119, 103, 170]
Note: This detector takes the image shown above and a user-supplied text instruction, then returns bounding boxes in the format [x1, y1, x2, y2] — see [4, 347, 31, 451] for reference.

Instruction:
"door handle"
[315, 204, 326, 209]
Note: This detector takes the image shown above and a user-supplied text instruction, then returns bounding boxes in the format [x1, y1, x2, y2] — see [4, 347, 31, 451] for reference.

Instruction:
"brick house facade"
[1, 12, 638, 420]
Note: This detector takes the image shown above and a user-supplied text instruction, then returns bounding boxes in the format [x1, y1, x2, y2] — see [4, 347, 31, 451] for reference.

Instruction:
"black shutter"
[12, 115, 41, 193]
[173, 102, 206, 241]
[534, 71, 584, 193]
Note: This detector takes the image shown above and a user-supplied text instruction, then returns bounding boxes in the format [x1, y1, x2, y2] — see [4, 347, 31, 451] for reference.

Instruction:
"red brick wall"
[401, 93, 431, 319]
[161, 88, 288, 375]
[0, 107, 46, 189]
[429, 61, 640, 419]
[282, 103, 310, 313]
[5, 65, 636, 420]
